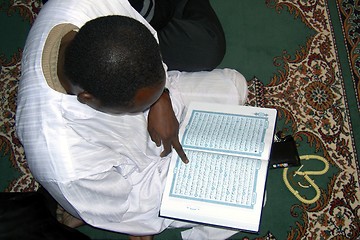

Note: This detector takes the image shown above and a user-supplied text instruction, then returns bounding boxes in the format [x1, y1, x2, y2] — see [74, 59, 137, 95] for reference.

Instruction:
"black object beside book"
[269, 134, 301, 169]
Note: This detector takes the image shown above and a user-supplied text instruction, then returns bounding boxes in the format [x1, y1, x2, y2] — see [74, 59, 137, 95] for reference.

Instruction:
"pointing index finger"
[172, 138, 189, 164]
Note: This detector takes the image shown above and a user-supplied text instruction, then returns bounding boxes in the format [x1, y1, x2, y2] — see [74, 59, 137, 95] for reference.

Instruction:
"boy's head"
[64, 15, 165, 114]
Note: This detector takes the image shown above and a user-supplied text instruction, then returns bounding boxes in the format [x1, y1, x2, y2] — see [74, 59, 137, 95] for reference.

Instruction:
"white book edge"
[160, 102, 277, 232]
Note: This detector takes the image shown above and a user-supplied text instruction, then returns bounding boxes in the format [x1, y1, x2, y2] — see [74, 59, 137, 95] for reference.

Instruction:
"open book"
[160, 102, 277, 232]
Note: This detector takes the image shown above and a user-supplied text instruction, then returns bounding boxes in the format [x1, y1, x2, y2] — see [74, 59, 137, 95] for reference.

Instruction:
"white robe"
[16, 0, 248, 238]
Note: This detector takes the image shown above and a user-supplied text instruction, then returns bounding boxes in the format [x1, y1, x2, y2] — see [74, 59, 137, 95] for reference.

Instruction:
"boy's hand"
[147, 90, 189, 164]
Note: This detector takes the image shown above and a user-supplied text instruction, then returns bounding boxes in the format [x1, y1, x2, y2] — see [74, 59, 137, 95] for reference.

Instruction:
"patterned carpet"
[338, 0, 360, 111]
[242, 1, 360, 239]
[0, 0, 359, 239]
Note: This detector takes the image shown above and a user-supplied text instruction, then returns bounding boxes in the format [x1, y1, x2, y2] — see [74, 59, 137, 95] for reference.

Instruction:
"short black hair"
[64, 15, 165, 107]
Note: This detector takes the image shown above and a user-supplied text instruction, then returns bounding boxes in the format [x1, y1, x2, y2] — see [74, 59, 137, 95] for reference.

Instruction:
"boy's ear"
[77, 91, 95, 105]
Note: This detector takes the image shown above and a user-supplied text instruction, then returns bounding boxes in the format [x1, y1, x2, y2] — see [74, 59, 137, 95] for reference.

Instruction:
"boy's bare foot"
[56, 205, 85, 228]
[56, 205, 153, 240]
[129, 236, 154, 240]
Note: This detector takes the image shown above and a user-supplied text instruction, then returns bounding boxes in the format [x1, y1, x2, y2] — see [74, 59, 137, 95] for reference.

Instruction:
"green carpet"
[0, 0, 359, 239]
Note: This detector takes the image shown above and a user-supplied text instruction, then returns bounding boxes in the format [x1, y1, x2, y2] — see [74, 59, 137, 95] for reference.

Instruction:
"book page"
[170, 150, 261, 208]
[180, 102, 277, 160]
[161, 155, 269, 231]
[183, 110, 268, 158]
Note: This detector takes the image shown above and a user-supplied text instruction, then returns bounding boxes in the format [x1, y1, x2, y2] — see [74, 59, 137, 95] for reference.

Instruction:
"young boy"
[16, 0, 247, 239]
